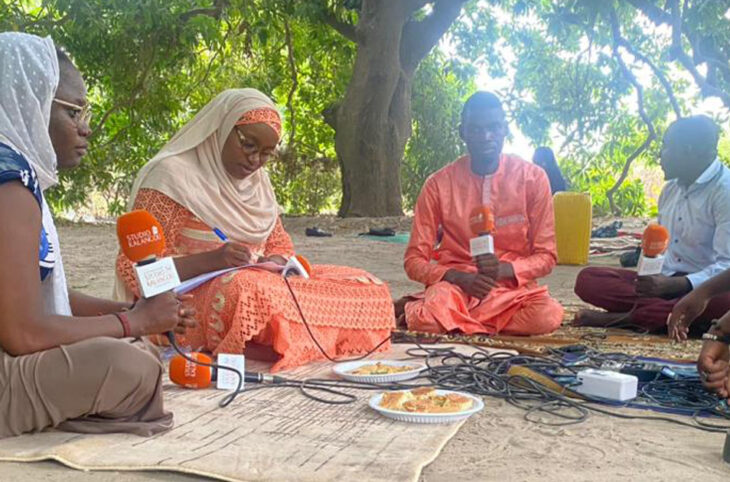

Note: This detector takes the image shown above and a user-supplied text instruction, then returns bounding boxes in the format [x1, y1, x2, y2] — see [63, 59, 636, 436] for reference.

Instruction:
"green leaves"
[4, 0, 729, 217]
[403, 53, 475, 210]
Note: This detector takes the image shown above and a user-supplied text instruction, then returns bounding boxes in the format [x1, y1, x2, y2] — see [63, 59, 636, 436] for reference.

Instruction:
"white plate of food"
[369, 388, 484, 424]
[333, 360, 426, 383]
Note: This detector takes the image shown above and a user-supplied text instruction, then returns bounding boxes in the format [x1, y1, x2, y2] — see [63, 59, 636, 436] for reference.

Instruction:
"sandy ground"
[1, 218, 728, 481]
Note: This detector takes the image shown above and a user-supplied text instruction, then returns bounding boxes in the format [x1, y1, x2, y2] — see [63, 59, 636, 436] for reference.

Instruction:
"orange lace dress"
[116, 189, 394, 371]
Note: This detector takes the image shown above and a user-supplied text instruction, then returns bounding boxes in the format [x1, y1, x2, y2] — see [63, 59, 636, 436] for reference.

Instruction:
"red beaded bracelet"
[112, 312, 131, 338]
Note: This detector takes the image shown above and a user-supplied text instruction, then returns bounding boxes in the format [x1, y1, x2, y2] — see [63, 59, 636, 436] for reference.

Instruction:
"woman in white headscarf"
[0, 32, 194, 438]
[115, 89, 395, 372]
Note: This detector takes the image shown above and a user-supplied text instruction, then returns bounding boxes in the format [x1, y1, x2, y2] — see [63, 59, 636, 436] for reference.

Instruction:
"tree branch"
[179, 8, 219, 21]
[179, 1, 229, 23]
[19, 6, 70, 30]
[668, 0, 683, 59]
[606, 9, 657, 216]
[182, 24, 238, 105]
[283, 18, 299, 148]
[624, 0, 672, 25]
[182, 46, 224, 103]
[627, 0, 730, 108]
[95, 124, 130, 151]
[559, 124, 580, 152]
[400, 0, 467, 74]
[322, 7, 357, 42]
[93, 2, 237, 138]
[91, 49, 157, 138]
[322, 102, 339, 130]
[666, 0, 730, 107]
[613, 32, 682, 117]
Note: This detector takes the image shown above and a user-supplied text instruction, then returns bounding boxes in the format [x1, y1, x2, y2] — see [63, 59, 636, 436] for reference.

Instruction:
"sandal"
[359, 227, 396, 237]
[305, 227, 333, 237]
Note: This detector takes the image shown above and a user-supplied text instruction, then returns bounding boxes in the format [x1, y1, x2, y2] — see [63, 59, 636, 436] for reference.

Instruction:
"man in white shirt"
[573, 115, 730, 333]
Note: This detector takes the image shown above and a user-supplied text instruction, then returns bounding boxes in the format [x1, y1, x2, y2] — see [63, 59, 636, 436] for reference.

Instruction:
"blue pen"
[213, 228, 228, 242]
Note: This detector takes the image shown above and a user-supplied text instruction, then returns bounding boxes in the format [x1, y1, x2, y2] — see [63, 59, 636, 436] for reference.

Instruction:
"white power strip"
[575, 369, 638, 402]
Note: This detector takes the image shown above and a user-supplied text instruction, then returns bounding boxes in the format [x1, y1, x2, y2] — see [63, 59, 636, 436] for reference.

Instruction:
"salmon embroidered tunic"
[117, 189, 394, 371]
[403, 154, 564, 335]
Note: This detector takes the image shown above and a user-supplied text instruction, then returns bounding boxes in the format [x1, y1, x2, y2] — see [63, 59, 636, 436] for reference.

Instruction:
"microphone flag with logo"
[469, 205, 495, 257]
[637, 223, 670, 276]
[117, 209, 181, 297]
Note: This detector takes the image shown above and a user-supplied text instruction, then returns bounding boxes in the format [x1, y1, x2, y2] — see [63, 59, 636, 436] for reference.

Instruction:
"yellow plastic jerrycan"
[553, 192, 592, 265]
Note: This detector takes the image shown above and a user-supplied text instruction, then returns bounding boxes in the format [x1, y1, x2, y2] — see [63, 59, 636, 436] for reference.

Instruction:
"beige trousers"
[0, 337, 172, 438]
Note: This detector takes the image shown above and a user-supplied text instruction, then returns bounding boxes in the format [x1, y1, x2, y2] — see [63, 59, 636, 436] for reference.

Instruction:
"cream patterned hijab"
[0, 32, 60, 190]
[0, 32, 71, 316]
[129, 89, 281, 245]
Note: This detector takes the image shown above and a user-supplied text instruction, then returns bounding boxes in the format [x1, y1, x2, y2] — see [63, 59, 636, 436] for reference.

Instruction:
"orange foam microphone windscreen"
[641, 223, 670, 257]
[295, 254, 312, 275]
[169, 352, 214, 389]
[117, 209, 166, 263]
[469, 206, 495, 236]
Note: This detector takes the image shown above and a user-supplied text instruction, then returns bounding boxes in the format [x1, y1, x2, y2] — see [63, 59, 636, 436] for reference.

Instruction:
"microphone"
[170, 352, 215, 388]
[117, 211, 196, 378]
[169, 353, 284, 389]
[637, 223, 670, 276]
[117, 210, 249, 404]
[469, 206, 495, 257]
[117, 210, 181, 298]
[283, 254, 312, 278]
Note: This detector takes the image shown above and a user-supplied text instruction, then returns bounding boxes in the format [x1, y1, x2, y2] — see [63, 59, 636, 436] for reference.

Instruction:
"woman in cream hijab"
[116, 89, 394, 371]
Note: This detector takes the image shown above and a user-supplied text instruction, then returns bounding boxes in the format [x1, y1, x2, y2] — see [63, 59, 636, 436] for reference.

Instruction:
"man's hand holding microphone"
[444, 206, 514, 300]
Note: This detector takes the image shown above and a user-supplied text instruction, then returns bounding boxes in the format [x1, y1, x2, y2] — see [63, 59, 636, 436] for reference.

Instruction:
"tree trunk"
[331, 0, 466, 217]
[335, 4, 412, 217]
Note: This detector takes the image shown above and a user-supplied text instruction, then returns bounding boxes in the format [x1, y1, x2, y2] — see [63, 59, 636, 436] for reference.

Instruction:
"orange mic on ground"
[469, 206, 495, 257]
[169, 352, 285, 389]
[170, 352, 215, 388]
[637, 223, 670, 276]
[117, 210, 181, 298]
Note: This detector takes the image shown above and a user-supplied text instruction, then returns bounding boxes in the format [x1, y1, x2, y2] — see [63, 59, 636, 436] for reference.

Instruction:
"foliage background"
[2, 0, 729, 218]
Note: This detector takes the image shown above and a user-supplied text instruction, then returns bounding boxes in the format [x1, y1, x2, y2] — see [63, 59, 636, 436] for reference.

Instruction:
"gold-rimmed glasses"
[234, 127, 277, 161]
[53, 98, 92, 126]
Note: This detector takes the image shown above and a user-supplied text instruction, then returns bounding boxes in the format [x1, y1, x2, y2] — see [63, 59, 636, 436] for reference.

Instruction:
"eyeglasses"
[234, 127, 276, 161]
[53, 98, 92, 126]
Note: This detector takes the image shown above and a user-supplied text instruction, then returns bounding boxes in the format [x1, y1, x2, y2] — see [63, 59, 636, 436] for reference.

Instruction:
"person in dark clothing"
[533, 146, 567, 194]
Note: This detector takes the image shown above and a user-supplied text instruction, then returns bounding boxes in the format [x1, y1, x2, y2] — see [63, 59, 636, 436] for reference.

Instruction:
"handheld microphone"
[117, 210, 181, 297]
[169, 353, 284, 389]
[469, 206, 495, 257]
[637, 223, 670, 276]
[117, 210, 180, 344]
[283, 254, 312, 278]
[117, 210, 247, 406]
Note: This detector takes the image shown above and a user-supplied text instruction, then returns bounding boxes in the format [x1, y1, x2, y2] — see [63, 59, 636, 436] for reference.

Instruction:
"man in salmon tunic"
[395, 91, 564, 335]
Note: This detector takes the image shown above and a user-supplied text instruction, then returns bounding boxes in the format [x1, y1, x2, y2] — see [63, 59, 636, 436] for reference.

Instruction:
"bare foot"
[572, 309, 630, 328]
[395, 313, 408, 330]
[393, 297, 410, 319]
[393, 297, 411, 330]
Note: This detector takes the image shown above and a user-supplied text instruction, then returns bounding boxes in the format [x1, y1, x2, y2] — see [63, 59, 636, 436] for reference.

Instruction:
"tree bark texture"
[334, 0, 465, 217]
